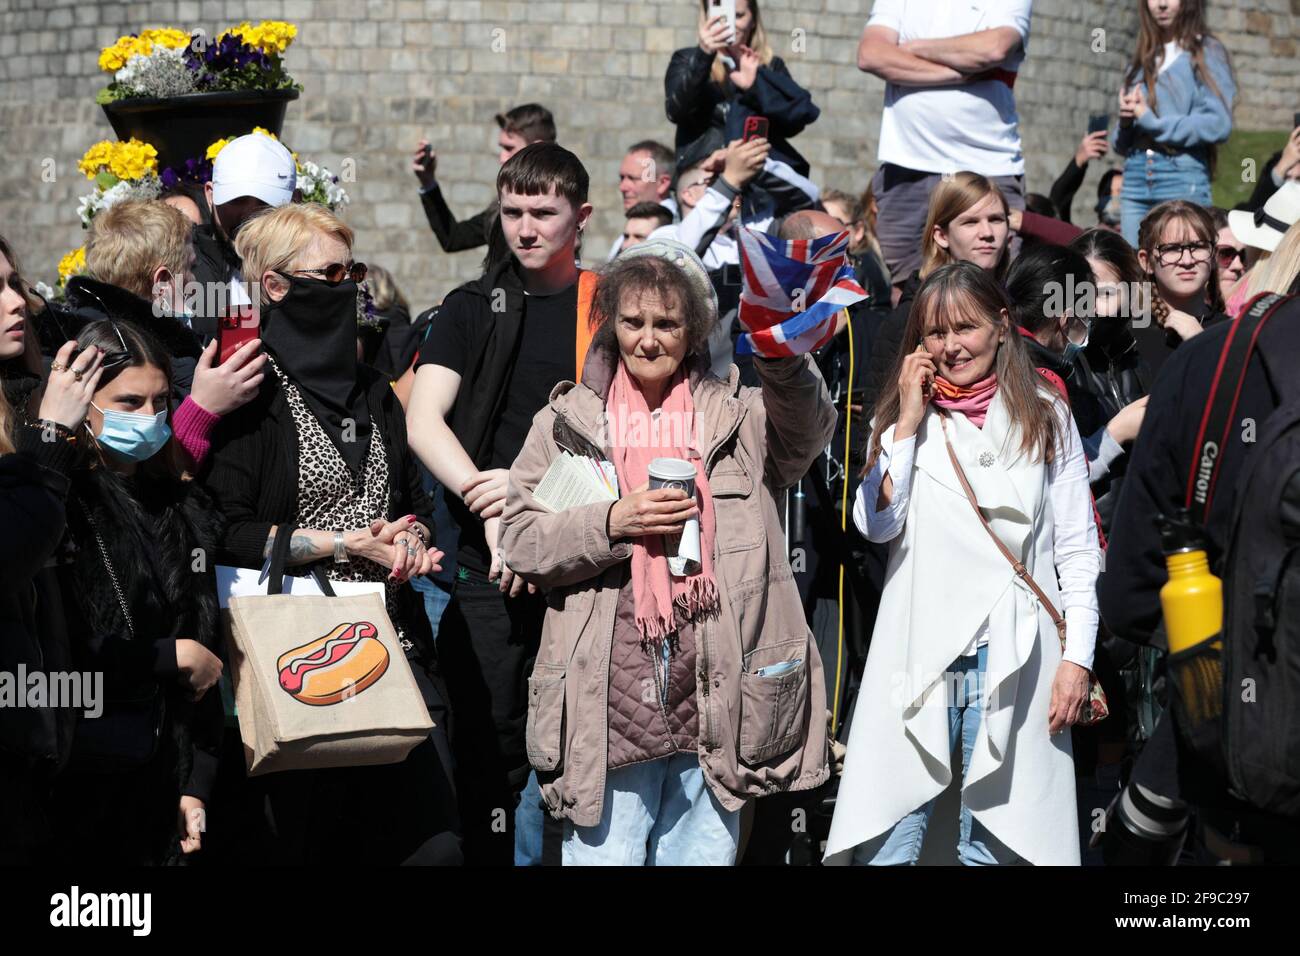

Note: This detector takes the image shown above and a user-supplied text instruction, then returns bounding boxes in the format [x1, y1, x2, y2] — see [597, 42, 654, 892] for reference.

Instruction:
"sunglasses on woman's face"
[1215, 246, 1246, 267]
[288, 261, 367, 285]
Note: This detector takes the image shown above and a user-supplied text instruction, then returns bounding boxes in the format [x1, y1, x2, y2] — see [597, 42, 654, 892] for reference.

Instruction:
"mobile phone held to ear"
[710, 0, 738, 44]
[743, 115, 769, 143]
[217, 306, 258, 365]
[1088, 113, 1110, 135]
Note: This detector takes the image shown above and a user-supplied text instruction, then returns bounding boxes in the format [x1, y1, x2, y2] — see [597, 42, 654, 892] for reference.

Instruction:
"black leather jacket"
[664, 46, 819, 177]
[1072, 325, 1153, 533]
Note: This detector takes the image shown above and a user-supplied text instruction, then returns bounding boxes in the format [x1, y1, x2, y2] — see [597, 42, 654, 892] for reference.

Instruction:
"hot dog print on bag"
[276, 621, 390, 706]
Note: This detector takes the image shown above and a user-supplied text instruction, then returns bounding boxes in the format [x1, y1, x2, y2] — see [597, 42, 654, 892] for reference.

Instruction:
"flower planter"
[101, 89, 299, 171]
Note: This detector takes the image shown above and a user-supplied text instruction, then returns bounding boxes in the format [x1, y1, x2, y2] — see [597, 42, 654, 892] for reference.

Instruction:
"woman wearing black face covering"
[203, 203, 462, 866]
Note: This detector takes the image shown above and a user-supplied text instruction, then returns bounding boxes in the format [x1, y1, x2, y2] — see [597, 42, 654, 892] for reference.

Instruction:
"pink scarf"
[930, 372, 998, 428]
[606, 361, 719, 645]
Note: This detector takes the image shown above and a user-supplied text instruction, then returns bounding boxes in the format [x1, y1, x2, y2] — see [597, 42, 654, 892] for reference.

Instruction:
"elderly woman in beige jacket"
[499, 239, 834, 865]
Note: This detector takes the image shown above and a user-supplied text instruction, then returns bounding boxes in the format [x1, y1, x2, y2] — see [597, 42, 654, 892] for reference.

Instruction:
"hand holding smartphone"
[710, 0, 738, 45]
[743, 115, 769, 143]
[217, 306, 258, 365]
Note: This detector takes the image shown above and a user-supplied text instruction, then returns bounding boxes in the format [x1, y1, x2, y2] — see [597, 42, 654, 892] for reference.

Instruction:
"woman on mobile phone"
[665, 0, 819, 212]
[825, 262, 1100, 866]
[1112, 0, 1236, 246]
[0, 233, 101, 862]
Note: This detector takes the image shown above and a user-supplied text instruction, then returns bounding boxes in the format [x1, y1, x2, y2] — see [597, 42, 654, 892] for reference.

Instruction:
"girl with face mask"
[1068, 228, 1156, 521]
[1006, 244, 1124, 482]
[826, 262, 1101, 865]
[42, 317, 225, 865]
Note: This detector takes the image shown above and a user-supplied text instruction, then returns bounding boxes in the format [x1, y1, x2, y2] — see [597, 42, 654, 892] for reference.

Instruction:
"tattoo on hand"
[288, 534, 319, 562]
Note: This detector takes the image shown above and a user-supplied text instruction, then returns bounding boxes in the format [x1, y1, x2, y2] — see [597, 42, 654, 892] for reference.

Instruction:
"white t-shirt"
[1158, 40, 1183, 74]
[867, 0, 1032, 177]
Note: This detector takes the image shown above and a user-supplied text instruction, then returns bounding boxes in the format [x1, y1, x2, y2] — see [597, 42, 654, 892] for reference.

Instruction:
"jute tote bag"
[224, 525, 432, 775]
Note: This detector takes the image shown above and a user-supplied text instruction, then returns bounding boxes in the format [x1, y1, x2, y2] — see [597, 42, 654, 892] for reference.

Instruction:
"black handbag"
[68, 500, 167, 773]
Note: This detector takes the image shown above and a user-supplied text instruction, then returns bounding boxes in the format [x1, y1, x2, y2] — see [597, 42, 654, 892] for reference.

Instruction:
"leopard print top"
[271, 357, 409, 645]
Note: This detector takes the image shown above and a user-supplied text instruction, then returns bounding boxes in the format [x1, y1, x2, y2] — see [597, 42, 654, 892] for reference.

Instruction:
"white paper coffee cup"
[647, 457, 700, 577]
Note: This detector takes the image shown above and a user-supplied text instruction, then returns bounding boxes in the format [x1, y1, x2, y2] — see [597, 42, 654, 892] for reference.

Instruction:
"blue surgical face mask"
[1061, 314, 1091, 364]
[91, 404, 172, 462]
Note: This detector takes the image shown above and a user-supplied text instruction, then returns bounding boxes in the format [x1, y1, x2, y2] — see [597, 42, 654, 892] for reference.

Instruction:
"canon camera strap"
[1185, 293, 1291, 524]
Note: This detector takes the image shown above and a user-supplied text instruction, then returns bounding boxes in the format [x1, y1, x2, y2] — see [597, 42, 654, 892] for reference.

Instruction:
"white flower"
[114, 46, 193, 98]
[77, 190, 105, 227]
[76, 174, 163, 227]
[295, 160, 349, 210]
[34, 281, 57, 301]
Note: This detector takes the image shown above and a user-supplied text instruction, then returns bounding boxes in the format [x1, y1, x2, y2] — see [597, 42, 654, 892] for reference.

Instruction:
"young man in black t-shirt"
[407, 143, 592, 865]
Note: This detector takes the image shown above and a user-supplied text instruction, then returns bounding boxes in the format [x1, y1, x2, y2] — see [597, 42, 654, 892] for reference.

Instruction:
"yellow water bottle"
[1158, 510, 1224, 735]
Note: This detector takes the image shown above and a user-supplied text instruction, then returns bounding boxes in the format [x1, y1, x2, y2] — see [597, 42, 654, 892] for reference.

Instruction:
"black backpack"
[1189, 292, 1300, 815]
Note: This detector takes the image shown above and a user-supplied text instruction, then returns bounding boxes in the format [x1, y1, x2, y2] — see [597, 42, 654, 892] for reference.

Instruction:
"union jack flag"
[736, 227, 868, 358]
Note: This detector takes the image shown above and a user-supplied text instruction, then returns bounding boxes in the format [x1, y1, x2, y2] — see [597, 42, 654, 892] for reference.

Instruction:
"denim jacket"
[1113, 37, 1235, 155]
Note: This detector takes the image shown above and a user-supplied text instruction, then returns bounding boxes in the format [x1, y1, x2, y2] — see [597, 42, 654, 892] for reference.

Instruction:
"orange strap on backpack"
[574, 269, 598, 382]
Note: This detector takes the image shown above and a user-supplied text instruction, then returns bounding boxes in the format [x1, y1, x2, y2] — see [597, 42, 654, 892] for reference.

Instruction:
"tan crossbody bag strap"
[938, 415, 1067, 648]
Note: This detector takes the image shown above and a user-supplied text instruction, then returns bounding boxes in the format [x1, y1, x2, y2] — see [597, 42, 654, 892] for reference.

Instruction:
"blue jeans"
[410, 574, 452, 641]
[563, 753, 740, 865]
[1120, 149, 1212, 247]
[851, 645, 1022, 866]
[514, 769, 546, 865]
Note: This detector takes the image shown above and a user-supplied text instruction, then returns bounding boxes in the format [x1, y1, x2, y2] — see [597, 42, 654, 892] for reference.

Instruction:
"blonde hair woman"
[204, 203, 460, 865]
[665, 0, 820, 193]
[1242, 219, 1300, 300]
[919, 172, 1012, 280]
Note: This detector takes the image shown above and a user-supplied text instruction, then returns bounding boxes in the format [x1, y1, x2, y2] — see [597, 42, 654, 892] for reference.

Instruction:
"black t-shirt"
[418, 282, 578, 570]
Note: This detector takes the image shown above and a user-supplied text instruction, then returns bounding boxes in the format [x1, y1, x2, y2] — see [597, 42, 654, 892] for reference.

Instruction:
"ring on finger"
[50, 361, 68, 373]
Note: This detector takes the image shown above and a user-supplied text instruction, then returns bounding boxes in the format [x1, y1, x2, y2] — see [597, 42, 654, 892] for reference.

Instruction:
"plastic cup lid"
[648, 457, 695, 480]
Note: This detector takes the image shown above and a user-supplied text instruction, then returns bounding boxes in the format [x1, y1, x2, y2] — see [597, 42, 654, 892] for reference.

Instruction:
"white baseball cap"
[211, 133, 297, 207]
[1228, 181, 1300, 253]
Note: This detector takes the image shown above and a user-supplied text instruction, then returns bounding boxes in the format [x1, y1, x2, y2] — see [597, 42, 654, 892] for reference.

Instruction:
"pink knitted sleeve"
[172, 397, 220, 471]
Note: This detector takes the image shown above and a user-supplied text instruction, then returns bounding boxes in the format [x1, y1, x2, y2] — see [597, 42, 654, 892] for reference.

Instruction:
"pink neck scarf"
[606, 361, 719, 645]
[930, 372, 998, 428]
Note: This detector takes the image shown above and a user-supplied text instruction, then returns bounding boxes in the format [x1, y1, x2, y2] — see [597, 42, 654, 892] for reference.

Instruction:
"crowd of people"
[3, 0, 1300, 868]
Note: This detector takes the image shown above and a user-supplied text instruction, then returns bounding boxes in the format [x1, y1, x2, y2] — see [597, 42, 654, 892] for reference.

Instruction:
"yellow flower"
[98, 29, 189, 73]
[224, 20, 298, 55]
[138, 27, 191, 50]
[108, 139, 159, 181]
[58, 247, 86, 285]
[77, 140, 117, 179]
[252, 126, 277, 140]
[97, 37, 135, 72]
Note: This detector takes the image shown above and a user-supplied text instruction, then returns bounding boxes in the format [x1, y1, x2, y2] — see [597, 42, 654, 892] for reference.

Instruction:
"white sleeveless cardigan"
[824, 393, 1099, 866]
